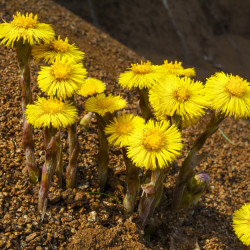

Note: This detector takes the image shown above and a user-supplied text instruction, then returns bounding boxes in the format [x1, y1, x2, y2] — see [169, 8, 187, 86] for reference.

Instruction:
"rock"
[48, 192, 61, 204]
[75, 191, 85, 201]
[26, 232, 37, 242]
[87, 211, 99, 222]
[61, 189, 74, 204]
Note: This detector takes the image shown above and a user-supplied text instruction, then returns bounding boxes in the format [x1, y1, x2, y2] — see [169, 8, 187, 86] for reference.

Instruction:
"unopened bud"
[188, 172, 211, 194]
[80, 112, 93, 131]
[179, 173, 211, 209]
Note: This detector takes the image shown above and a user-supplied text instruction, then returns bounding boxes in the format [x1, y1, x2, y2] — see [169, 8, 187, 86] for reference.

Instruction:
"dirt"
[0, 0, 249, 249]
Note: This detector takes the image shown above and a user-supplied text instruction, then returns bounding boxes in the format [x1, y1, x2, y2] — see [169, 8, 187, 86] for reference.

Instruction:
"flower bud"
[80, 112, 93, 131]
[179, 173, 210, 209]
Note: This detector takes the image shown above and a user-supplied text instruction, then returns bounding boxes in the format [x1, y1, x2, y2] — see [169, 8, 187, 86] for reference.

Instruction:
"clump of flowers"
[0, 12, 55, 184]
[1, 12, 249, 244]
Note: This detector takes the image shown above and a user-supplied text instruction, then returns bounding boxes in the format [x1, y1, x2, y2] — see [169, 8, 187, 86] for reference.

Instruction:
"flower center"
[164, 60, 183, 70]
[50, 62, 71, 80]
[41, 99, 64, 114]
[175, 86, 190, 102]
[96, 98, 113, 109]
[50, 38, 70, 52]
[143, 130, 164, 151]
[11, 12, 38, 29]
[225, 76, 247, 97]
[115, 121, 134, 135]
[131, 61, 152, 74]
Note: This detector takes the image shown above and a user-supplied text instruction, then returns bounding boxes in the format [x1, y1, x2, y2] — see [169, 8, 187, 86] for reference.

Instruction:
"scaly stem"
[66, 96, 80, 188]
[138, 168, 168, 228]
[138, 88, 153, 122]
[96, 114, 110, 191]
[56, 130, 63, 188]
[122, 147, 140, 213]
[16, 40, 39, 184]
[173, 111, 225, 210]
[39, 127, 58, 220]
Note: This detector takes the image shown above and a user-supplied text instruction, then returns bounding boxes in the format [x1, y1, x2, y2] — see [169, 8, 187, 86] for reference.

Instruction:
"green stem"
[66, 96, 80, 189]
[138, 168, 168, 228]
[96, 114, 110, 191]
[173, 111, 225, 210]
[16, 40, 39, 184]
[122, 147, 140, 213]
[38, 127, 58, 220]
[138, 88, 153, 122]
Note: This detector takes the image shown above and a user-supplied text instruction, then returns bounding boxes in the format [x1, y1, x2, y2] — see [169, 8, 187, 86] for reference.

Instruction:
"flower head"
[37, 57, 87, 99]
[26, 97, 77, 129]
[149, 75, 209, 125]
[118, 61, 165, 90]
[127, 120, 182, 170]
[78, 78, 105, 98]
[32, 35, 84, 63]
[105, 113, 145, 147]
[232, 203, 250, 246]
[205, 72, 250, 119]
[0, 12, 55, 47]
[161, 60, 195, 77]
[85, 93, 126, 117]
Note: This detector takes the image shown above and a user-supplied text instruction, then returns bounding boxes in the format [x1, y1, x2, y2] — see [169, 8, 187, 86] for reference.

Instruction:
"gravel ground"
[0, 0, 249, 249]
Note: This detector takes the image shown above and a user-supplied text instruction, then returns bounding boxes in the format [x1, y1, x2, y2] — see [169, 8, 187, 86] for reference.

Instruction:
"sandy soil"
[0, 0, 249, 249]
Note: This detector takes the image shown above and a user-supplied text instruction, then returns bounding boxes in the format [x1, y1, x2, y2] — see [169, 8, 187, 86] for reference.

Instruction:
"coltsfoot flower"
[78, 78, 105, 98]
[127, 120, 183, 170]
[26, 97, 77, 128]
[105, 113, 145, 147]
[149, 75, 209, 125]
[85, 93, 126, 117]
[0, 12, 55, 47]
[37, 57, 87, 99]
[161, 60, 195, 77]
[32, 35, 84, 63]
[118, 61, 165, 90]
[206, 72, 250, 119]
[232, 203, 250, 246]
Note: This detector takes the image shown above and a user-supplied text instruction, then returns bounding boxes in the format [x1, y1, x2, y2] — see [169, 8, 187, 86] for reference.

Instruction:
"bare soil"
[0, 0, 249, 249]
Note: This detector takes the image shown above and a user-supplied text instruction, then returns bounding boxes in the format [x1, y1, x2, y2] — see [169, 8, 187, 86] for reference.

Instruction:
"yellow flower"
[32, 36, 84, 63]
[0, 12, 55, 47]
[118, 61, 165, 90]
[105, 113, 145, 147]
[26, 97, 77, 129]
[78, 78, 105, 98]
[37, 57, 87, 99]
[161, 60, 195, 77]
[85, 93, 126, 117]
[232, 203, 250, 246]
[127, 120, 182, 170]
[205, 72, 250, 119]
[149, 75, 209, 125]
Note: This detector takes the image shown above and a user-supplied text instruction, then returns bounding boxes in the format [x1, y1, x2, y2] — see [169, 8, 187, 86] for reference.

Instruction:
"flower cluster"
[1, 11, 249, 242]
